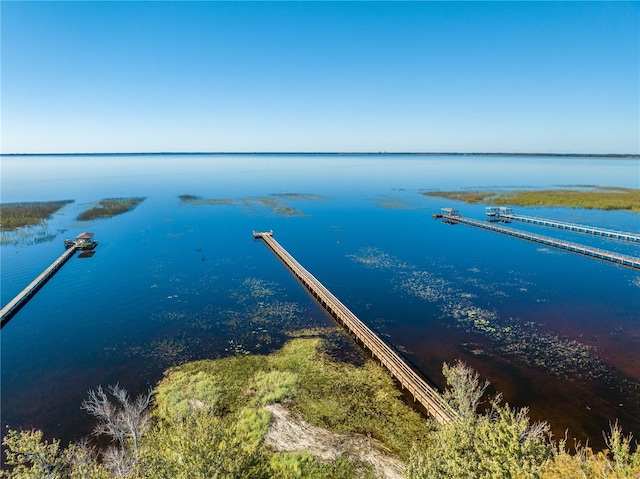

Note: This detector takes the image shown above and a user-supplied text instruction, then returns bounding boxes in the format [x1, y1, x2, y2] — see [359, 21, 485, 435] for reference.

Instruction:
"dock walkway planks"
[253, 231, 458, 424]
[0, 245, 78, 325]
[500, 214, 640, 243]
[442, 215, 640, 269]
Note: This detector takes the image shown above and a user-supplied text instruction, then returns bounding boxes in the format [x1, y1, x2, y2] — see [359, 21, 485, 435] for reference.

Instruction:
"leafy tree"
[138, 410, 270, 479]
[408, 361, 552, 479]
[541, 423, 640, 479]
[0, 431, 109, 479]
[64, 440, 111, 479]
[1, 429, 65, 479]
[441, 360, 489, 421]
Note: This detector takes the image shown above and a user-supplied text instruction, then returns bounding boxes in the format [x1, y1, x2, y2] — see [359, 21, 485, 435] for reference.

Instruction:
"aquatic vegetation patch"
[178, 194, 234, 205]
[349, 246, 614, 382]
[371, 194, 416, 210]
[0, 199, 74, 231]
[250, 197, 307, 217]
[243, 277, 277, 298]
[0, 224, 66, 246]
[346, 247, 412, 270]
[77, 197, 146, 221]
[423, 186, 640, 212]
[423, 190, 494, 204]
[217, 291, 307, 353]
[179, 192, 327, 217]
[270, 193, 329, 201]
[410, 270, 610, 380]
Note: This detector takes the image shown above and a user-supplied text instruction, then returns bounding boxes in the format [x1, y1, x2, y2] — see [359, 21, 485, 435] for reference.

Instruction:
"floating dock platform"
[253, 230, 458, 424]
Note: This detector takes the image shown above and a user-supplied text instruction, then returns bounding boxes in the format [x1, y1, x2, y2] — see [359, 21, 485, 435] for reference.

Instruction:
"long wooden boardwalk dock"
[439, 214, 640, 269]
[499, 213, 640, 243]
[0, 245, 78, 326]
[253, 231, 458, 424]
[0, 233, 98, 327]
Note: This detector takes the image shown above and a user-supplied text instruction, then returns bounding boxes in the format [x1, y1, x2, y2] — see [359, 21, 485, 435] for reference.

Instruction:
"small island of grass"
[424, 186, 640, 212]
[77, 197, 146, 221]
[0, 200, 74, 231]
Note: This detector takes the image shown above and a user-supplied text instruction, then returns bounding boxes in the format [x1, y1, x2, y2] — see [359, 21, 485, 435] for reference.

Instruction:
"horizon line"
[2, 151, 639, 158]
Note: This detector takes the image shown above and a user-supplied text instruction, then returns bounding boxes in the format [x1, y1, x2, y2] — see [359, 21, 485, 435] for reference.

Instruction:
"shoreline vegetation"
[3, 333, 639, 478]
[77, 197, 146, 221]
[423, 186, 640, 213]
[0, 200, 74, 231]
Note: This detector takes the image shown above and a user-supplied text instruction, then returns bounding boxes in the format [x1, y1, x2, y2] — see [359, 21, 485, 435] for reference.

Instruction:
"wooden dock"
[0, 245, 78, 326]
[253, 231, 458, 424]
[439, 214, 640, 269]
[499, 214, 640, 243]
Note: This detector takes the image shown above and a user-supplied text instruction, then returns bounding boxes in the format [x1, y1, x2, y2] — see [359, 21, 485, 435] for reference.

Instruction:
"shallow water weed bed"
[179, 192, 328, 217]
[349, 246, 633, 386]
[0, 199, 73, 231]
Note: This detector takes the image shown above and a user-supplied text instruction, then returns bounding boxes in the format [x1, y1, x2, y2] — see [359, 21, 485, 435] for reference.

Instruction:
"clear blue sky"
[1, 1, 638, 154]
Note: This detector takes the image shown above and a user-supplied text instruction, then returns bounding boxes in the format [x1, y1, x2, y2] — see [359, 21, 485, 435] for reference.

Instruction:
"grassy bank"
[77, 197, 146, 221]
[424, 186, 640, 212]
[4, 333, 639, 478]
[156, 334, 433, 459]
[0, 200, 74, 230]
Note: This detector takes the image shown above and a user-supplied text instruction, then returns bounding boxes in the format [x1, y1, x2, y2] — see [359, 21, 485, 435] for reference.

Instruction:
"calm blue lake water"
[1, 154, 639, 448]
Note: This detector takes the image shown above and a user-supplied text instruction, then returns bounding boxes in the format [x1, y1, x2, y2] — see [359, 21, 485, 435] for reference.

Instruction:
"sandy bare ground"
[264, 404, 406, 479]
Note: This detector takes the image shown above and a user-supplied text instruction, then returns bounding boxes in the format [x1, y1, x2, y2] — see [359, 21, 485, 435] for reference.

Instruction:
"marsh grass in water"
[347, 247, 631, 386]
[371, 194, 417, 210]
[0, 200, 74, 230]
[178, 194, 234, 206]
[424, 187, 640, 212]
[0, 223, 63, 246]
[77, 197, 146, 221]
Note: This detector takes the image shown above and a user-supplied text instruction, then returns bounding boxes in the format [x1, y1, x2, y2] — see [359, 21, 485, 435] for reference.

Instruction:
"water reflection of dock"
[0, 233, 98, 327]
[435, 210, 640, 269]
[253, 230, 458, 424]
